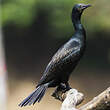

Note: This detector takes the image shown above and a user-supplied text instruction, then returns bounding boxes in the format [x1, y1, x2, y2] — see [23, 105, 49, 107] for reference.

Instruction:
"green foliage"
[1, 0, 91, 26]
[2, 0, 38, 26]
[1, 0, 110, 37]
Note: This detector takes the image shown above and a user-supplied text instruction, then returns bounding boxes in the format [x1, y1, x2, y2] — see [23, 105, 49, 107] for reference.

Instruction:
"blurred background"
[0, 0, 110, 110]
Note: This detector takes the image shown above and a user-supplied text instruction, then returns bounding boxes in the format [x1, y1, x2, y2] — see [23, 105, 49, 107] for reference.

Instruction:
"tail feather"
[21, 87, 40, 106]
[19, 84, 48, 107]
[32, 86, 46, 105]
[19, 89, 37, 106]
[28, 86, 44, 105]
[37, 86, 46, 102]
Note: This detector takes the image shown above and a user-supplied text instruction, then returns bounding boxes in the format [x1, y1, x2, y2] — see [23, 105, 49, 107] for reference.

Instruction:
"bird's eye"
[80, 5, 82, 8]
[77, 6, 82, 12]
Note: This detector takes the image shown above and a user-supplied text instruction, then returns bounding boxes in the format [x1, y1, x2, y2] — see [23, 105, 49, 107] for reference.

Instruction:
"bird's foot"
[52, 83, 71, 101]
[52, 90, 64, 101]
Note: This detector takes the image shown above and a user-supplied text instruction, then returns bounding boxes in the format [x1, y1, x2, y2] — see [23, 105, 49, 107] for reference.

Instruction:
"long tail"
[19, 84, 48, 107]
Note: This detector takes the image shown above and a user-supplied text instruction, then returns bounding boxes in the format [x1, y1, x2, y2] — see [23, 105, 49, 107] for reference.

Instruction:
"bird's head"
[74, 4, 91, 13]
[72, 4, 91, 21]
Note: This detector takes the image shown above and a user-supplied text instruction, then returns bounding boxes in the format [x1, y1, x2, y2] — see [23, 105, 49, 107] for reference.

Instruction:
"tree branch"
[52, 87, 110, 110]
[79, 87, 110, 110]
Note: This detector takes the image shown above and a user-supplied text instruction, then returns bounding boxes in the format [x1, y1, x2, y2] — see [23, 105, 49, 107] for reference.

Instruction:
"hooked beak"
[82, 4, 91, 10]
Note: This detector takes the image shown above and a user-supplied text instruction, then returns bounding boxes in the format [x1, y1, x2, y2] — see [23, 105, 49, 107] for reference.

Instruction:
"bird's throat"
[73, 21, 83, 31]
[72, 12, 85, 33]
[72, 13, 86, 41]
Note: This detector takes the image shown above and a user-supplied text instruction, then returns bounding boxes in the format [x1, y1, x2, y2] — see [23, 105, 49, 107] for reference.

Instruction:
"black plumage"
[19, 3, 91, 107]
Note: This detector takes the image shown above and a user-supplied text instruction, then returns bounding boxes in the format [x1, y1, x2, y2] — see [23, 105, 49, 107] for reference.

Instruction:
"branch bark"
[52, 87, 110, 110]
[79, 87, 110, 110]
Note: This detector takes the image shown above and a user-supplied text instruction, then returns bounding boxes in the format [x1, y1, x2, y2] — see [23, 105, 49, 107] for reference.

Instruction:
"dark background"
[1, 0, 110, 110]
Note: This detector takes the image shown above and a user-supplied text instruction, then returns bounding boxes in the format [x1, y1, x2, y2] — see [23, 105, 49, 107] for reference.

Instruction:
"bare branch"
[79, 87, 110, 110]
[52, 87, 110, 110]
[52, 88, 84, 110]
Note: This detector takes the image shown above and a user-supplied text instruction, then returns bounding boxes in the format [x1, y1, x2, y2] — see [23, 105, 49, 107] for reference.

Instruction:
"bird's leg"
[51, 83, 72, 101]
[52, 83, 67, 101]
[65, 82, 71, 91]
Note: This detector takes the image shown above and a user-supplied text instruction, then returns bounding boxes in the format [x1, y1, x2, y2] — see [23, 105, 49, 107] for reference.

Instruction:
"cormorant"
[19, 3, 91, 107]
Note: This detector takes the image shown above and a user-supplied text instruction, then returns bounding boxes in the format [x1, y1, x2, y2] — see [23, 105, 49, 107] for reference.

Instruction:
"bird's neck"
[73, 19, 85, 34]
[72, 12, 85, 35]
[72, 14, 86, 44]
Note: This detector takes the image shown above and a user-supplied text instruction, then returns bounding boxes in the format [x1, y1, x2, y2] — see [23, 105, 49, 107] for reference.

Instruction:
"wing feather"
[38, 38, 81, 85]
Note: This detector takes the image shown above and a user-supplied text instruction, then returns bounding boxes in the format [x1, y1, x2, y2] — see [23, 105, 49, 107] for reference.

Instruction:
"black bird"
[19, 3, 91, 107]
